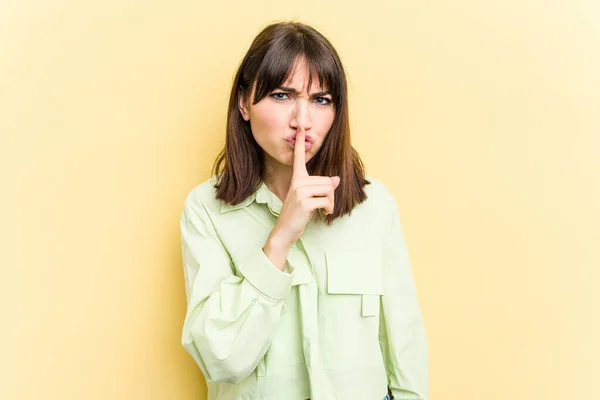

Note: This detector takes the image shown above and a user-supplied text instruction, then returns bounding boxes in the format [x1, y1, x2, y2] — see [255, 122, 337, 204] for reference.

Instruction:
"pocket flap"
[325, 249, 383, 295]
[361, 294, 380, 317]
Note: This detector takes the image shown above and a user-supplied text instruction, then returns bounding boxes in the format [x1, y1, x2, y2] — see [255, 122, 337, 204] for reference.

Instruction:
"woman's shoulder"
[182, 175, 220, 210]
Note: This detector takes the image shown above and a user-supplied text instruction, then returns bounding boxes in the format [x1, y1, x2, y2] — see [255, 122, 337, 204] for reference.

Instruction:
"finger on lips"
[293, 130, 308, 178]
[291, 129, 337, 216]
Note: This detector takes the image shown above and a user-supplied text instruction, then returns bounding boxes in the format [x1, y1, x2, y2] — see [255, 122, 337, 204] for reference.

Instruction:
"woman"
[180, 21, 429, 400]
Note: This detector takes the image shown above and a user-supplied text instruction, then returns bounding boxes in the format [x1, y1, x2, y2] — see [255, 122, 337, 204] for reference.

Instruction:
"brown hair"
[212, 21, 370, 225]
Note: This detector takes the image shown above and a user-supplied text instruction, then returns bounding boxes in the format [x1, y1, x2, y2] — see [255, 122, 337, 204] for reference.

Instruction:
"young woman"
[180, 21, 429, 400]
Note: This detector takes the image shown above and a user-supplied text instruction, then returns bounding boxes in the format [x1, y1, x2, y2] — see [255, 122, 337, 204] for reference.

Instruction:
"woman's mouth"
[287, 139, 312, 151]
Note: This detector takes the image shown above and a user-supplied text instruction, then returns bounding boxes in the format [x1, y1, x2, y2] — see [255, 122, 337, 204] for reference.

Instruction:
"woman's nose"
[290, 99, 312, 131]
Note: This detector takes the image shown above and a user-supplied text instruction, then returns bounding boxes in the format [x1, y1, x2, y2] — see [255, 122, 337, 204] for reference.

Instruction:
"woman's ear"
[238, 92, 250, 121]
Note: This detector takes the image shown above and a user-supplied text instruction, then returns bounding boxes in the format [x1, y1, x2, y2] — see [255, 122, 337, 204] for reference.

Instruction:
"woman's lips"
[287, 139, 312, 151]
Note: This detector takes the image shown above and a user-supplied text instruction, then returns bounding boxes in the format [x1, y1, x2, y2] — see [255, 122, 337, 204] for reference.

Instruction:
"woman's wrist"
[263, 230, 294, 271]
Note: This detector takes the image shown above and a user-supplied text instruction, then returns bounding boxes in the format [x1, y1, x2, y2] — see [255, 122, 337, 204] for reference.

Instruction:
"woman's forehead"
[281, 61, 327, 93]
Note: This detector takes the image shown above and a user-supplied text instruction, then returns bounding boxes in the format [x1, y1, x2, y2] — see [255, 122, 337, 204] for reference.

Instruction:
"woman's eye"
[314, 97, 332, 105]
[271, 92, 289, 101]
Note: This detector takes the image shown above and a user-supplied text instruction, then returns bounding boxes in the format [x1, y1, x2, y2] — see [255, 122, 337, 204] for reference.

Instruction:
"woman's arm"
[379, 196, 430, 400]
[180, 190, 292, 384]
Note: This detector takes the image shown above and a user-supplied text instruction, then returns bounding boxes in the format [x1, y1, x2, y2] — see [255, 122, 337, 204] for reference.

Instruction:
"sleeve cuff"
[234, 248, 293, 300]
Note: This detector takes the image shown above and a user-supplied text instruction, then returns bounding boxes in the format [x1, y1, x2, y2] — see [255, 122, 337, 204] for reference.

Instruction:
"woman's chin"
[264, 149, 314, 169]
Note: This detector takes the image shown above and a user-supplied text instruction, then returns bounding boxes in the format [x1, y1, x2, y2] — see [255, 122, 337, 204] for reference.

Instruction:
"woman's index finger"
[293, 130, 308, 178]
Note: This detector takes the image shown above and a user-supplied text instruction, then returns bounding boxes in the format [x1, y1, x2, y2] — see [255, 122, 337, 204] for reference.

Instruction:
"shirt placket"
[258, 187, 325, 398]
[294, 237, 325, 399]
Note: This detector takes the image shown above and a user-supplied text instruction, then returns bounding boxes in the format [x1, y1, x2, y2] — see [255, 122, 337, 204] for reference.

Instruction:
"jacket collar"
[220, 181, 284, 217]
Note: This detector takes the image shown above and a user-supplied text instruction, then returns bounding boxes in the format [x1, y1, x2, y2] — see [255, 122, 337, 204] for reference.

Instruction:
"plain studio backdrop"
[1, 1, 598, 399]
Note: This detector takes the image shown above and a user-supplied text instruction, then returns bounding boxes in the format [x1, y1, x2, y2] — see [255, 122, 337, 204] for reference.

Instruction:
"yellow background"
[1, 1, 598, 399]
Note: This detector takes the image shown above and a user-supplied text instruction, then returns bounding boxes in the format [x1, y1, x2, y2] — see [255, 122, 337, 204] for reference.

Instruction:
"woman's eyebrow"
[310, 90, 331, 98]
[276, 86, 331, 97]
[276, 86, 299, 94]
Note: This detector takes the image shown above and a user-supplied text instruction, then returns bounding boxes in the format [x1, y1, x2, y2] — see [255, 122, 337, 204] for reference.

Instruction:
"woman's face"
[239, 58, 336, 169]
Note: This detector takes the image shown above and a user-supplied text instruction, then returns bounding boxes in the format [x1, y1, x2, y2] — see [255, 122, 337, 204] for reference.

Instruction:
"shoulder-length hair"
[212, 21, 370, 225]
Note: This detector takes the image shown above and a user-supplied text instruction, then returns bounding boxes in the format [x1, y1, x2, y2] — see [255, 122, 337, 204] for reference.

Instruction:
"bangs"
[252, 36, 343, 105]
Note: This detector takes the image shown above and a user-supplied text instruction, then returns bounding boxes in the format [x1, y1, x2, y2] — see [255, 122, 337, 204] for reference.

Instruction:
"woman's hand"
[275, 129, 340, 244]
[263, 129, 340, 270]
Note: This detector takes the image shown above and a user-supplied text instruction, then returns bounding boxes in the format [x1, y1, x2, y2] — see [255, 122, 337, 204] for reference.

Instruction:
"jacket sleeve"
[379, 195, 430, 400]
[180, 191, 292, 383]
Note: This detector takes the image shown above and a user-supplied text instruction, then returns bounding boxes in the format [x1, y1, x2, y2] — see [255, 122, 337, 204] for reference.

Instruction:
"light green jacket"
[180, 176, 429, 400]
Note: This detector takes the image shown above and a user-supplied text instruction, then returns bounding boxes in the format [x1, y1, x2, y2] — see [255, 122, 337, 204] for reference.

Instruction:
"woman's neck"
[263, 160, 293, 203]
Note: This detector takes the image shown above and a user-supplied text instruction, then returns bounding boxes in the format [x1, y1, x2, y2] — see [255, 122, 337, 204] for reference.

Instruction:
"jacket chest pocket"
[323, 249, 384, 370]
